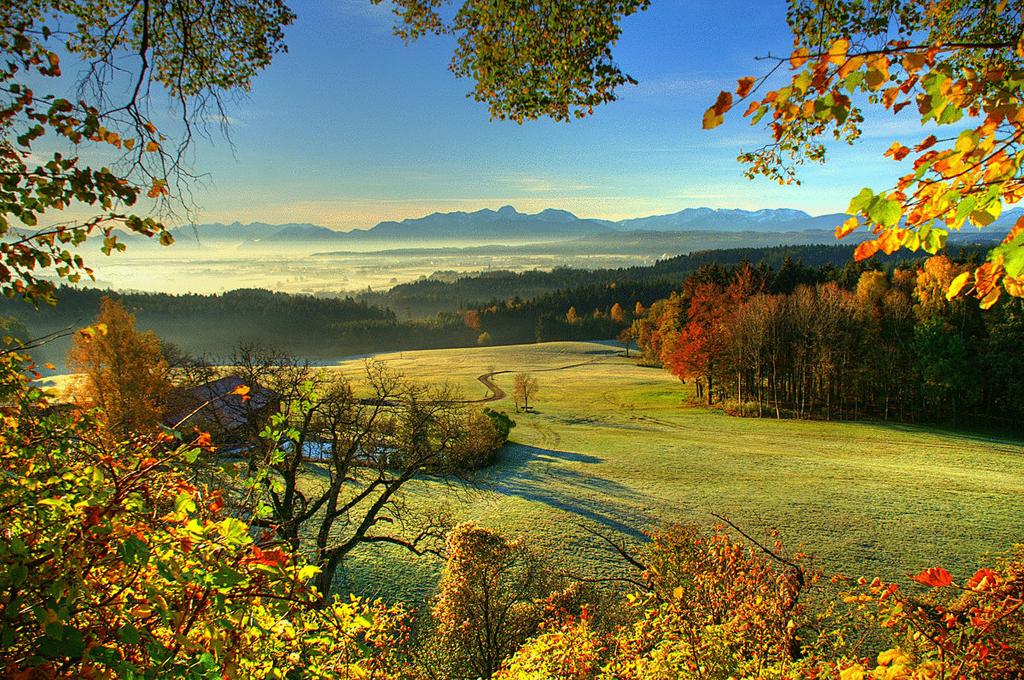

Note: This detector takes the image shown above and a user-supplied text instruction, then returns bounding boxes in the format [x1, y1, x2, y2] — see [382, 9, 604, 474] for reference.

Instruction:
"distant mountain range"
[163, 204, 1021, 247]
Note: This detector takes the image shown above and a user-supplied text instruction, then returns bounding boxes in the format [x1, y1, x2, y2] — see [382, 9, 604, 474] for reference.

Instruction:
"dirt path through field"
[469, 355, 617, 404]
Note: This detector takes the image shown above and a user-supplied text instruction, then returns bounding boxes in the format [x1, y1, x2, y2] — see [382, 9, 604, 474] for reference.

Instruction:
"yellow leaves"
[838, 55, 864, 78]
[979, 286, 1001, 309]
[878, 228, 904, 254]
[946, 271, 971, 300]
[877, 648, 910, 667]
[77, 322, 109, 340]
[835, 217, 859, 239]
[702, 90, 732, 129]
[828, 37, 850, 65]
[839, 665, 866, 680]
[789, 47, 809, 69]
[145, 140, 160, 153]
[735, 76, 756, 98]
[1003, 274, 1024, 298]
[1017, 33, 1024, 58]
[231, 384, 252, 403]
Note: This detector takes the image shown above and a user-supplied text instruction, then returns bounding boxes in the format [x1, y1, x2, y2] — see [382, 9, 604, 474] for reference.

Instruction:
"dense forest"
[634, 257, 1024, 430]
[362, 243, 946, 317]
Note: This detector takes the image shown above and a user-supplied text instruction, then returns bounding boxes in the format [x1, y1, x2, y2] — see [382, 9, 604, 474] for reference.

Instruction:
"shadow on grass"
[485, 443, 650, 539]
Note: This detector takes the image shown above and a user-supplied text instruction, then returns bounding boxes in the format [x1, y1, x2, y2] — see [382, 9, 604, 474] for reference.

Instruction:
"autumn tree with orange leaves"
[68, 297, 171, 439]
[704, 0, 1024, 308]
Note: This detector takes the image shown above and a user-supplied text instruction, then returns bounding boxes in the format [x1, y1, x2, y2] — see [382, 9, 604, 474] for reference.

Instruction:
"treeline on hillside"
[363, 244, 946, 318]
[634, 257, 1024, 430]
[469, 250, 978, 346]
[2, 288, 477, 367]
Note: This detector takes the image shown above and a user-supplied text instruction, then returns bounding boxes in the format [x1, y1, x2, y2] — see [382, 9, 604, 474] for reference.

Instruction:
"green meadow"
[317, 341, 1024, 605]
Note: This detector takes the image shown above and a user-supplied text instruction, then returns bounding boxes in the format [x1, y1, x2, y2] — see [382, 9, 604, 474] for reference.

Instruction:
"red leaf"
[83, 506, 104, 527]
[913, 567, 953, 588]
[736, 76, 756, 98]
[249, 546, 290, 568]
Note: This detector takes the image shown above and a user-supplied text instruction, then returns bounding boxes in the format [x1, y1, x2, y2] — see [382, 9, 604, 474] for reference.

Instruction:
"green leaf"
[173, 492, 197, 515]
[868, 198, 902, 228]
[117, 624, 141, 645]
[118, 536, 150, 566]
[924, 228, 948, 254]
[954, 196, 977, 227]
[1002, 233, 1024, 278]
[38, 625, 85, 659]
[209, 566, 247, 589]
[847, 187, 875, 214]
[219, 517, 250, 545]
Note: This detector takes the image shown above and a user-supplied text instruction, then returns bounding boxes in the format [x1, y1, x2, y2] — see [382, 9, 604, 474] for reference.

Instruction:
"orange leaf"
[835, 217, 859, 239]
[249, 546, 290, 568]
[913, 567, 953, 588]
[790, 47, 810, 69]
[974, 261, 1002, 296]
[145, 140, 160, 153]
[1004, 274, 1024, 298]
[1003, 215, 1024, 244]
[966, 568, 999, 591]
[231, 385, 251, 397]
[914, 135, 938, 152]
[854, 239, 880, 261]
[736, 76, 756, 98]
[884, 142, 910, 161]
[979, 286, 1001, 309]
[837, 54, 864, 78]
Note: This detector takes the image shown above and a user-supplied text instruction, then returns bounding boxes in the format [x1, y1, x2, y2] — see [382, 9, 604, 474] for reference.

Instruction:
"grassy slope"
[323, 342, 1024, 605]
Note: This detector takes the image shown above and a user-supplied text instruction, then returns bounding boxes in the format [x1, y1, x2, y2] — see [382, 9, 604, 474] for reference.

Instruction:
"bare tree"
[239, 357, 504, 600]
[511, 373, 540, 412]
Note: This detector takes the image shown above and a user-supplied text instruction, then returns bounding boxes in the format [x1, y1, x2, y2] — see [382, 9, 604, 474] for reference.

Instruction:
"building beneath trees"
[163, 376, 280, 448]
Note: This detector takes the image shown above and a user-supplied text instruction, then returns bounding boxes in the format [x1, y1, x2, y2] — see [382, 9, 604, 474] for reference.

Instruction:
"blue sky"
[173, 0, 912, 229]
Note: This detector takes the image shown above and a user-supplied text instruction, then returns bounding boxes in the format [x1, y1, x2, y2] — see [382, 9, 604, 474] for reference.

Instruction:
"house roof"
[163, 376, 280, 432]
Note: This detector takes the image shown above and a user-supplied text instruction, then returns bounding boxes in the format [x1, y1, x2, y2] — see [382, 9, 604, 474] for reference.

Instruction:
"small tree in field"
[68, 297, 170, 439]
[512, 373, 540, 412]
[618, 326, 635, 358]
